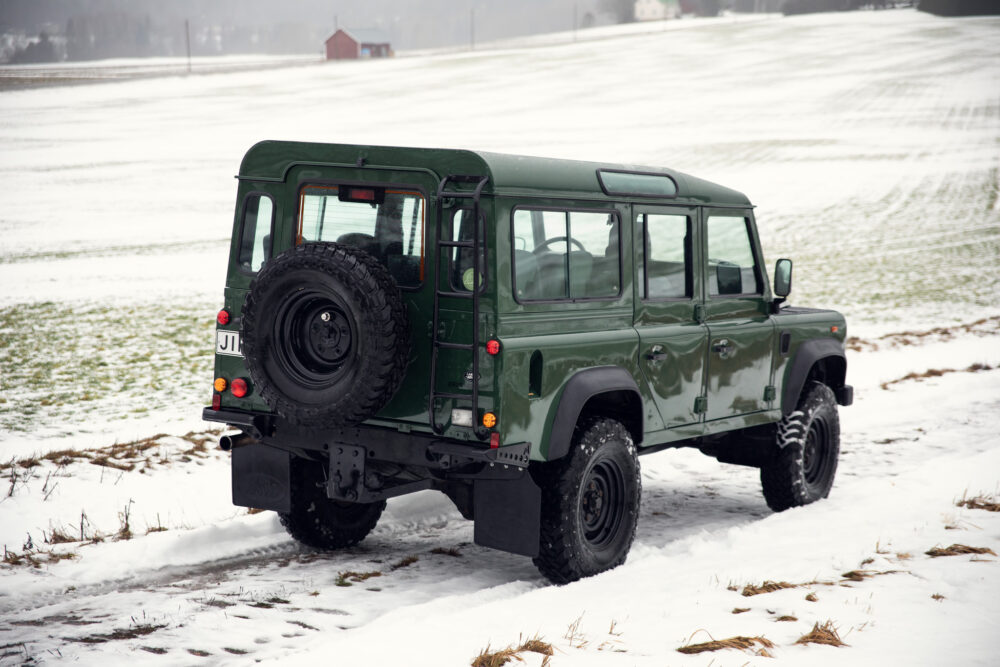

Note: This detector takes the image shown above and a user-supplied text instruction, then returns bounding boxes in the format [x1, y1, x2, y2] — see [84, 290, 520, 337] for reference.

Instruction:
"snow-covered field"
[1, 8, 999, 665]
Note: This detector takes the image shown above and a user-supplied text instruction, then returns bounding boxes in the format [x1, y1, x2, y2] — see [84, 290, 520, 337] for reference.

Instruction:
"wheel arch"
[782, 338, 847, 416]
[544, 366, 643, 462]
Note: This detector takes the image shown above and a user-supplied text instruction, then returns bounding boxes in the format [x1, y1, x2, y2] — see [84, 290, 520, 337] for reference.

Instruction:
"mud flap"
[232, 444, 291, 513]
[473, 471, 541, 558]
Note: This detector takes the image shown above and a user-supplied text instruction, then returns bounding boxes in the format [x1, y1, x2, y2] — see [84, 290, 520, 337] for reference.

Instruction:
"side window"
[298, 185, 424, 288]
[641, 213, 691, 299]
[450, 208, 486, 292]
[238, 194, 274, 273]
[706, 215, 761, 296]
[511, 208, 620, 301]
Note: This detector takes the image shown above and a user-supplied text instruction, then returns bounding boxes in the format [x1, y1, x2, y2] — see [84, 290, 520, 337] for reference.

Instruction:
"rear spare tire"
[242, 242, 408, 428]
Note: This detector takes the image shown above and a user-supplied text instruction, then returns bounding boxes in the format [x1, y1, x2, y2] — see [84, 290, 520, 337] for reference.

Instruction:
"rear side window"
[640, 213, 691, 300]
[512, 208, 620, 301]
[238, 193, 274, 273]
[706, 215, 762, 296]
[450, 208, 486, 292]
[298, 185, 425, 288]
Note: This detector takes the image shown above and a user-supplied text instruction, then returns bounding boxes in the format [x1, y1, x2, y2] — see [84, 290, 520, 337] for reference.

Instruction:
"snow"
[1, 8, 999, 666]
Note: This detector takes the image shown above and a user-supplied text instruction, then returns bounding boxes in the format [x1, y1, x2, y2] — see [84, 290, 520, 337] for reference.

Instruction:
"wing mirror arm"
[771, 258, 792, 315]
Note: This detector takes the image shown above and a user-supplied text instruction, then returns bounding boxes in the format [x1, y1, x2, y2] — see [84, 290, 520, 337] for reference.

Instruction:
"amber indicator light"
[482, 412, 497, 429]
[213, 377, 227, 392]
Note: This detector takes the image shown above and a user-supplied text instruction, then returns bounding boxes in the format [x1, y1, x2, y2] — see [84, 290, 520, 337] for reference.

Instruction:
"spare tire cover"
[242, 242, 409, 428]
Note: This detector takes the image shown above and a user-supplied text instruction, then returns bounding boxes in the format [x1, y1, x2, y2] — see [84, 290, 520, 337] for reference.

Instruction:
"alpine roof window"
[597, 170, 677, 199]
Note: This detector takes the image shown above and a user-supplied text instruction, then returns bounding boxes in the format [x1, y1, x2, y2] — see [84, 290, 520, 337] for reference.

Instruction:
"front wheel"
[760, 382, 840, 512]
[278, 459, 385, 550]
[533, 418, 641, 584]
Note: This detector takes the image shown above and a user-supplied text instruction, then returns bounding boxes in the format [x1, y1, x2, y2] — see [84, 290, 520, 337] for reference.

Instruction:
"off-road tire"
[279, 458, 385, 550]
[760, 382, 840, 512]
[242, 242, 409, 428]
[533, 418, 641, 584]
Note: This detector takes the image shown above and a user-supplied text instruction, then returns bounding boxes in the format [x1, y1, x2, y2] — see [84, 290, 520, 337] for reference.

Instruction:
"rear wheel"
[533, 418, 640, 584]
[760, 382, 840, 512]
[279, 459, 385, 550]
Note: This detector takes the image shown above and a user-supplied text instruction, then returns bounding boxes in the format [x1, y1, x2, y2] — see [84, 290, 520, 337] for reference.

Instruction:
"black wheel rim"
[581, 458, 626, 549]
[802, 415, 831, 487]
[271, 289, 356, 389]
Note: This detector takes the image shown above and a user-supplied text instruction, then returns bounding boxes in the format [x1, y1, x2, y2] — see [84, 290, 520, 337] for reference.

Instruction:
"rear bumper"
[202, 406, 273, 438]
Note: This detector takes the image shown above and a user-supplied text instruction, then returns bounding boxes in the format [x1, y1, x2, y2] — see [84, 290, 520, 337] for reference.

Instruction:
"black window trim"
[294, 178, 429, 292]
[510, 203, 624, 305]
[596, 168, 678, 200]
[235, 190, 276, 277]
[638, 211, 696, 304]
[705, 213, 765, 300]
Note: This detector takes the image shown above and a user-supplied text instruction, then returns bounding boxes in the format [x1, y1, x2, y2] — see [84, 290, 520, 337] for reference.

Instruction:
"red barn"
[325, 28, 392, 60]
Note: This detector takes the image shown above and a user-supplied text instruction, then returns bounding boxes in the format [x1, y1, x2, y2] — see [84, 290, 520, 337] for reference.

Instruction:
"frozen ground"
[1, 8, 998, 666]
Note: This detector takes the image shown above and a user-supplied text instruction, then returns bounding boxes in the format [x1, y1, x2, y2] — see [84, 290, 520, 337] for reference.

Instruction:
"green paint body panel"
[209, 141, 850, 465]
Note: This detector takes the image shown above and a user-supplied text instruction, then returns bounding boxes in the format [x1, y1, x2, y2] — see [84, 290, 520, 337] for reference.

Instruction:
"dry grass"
[841, 569, 900, 582]
[471, 635, 553, 667]
[925, 544, 996, 558]
[932, 593, 945, 601]
[880, 363, 995, 390]
[957, 494, 1000, 512]
[676, 634, 775, 655]
[741, 580, 798, 597]
[795, 621, 847, 647]
[335, 570, 382, 587]
[431, 546, 463, 557]
[805, 592, 819, 602]
[732, 607, 750, 614]
[390, 555, 419, 571]
[776, 615, 798, 622]
[66, 623, 166, 644]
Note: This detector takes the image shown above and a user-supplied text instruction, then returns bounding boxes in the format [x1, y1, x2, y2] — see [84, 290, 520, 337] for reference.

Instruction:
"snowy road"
[1, 7, 999, 666]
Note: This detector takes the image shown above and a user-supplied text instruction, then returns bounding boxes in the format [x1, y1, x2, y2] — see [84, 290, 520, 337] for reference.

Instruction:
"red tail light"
[217, 309, 231, 325]
[211, 393, 221, 410]
[231, 378, 249, 398]
[486, 339, 501, 355]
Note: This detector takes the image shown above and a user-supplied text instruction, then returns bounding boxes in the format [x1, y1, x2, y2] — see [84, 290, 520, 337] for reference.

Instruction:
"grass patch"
[795, 621, 847, 647]
[430, 546, 462, 557]
[335, 570, 382, 587]
[732, 607, 750, 614]
[677, 634, 774, 656]
[741, 580, 798, 597]
[957, 494, 1000, 512]
[776, 615, 798, 622]
[925, 544, 996, 558]
[472, 635, 553, 667]
[67, 623, 166, 644]
[390, 555, 419, 570]
[880, 363, 995, 390]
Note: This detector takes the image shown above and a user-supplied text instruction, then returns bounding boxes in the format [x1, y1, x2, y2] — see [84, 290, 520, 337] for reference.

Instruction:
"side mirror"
[772, 259, 792, 314]
[774, 258, 793, 298]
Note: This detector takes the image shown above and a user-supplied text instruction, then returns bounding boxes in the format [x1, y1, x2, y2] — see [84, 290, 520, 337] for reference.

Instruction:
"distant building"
[634, 0, 680, 19]
[325, 28, 392, 60]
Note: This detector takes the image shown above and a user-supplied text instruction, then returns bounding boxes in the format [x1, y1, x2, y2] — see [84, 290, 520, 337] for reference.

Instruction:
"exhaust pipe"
[219, 431, 255, 451]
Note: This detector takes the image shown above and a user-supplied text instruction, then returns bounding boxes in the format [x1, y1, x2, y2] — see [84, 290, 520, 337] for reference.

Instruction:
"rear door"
[633, 205, 708, 430]
[701, 209, 775, 422]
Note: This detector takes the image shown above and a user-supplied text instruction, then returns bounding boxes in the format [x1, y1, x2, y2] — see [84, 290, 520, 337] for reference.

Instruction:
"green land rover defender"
[203, 141, 853, 583]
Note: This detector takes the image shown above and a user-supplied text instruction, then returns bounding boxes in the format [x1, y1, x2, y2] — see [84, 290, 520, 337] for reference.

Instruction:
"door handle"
[646, 347, 667, 362]
[712, 340, 734, 356]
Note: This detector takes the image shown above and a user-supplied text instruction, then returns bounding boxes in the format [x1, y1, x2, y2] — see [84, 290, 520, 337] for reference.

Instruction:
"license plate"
[216, 330, 243, 357]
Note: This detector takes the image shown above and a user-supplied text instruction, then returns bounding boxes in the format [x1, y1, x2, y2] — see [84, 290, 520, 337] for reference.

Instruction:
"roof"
[326, 28, 391, 45]
[238, 141, 752, 207]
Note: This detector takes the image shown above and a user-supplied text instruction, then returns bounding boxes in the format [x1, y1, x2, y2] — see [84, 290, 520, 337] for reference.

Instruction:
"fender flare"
[782, 338, 847, 415]
[545, 366, 642, 461]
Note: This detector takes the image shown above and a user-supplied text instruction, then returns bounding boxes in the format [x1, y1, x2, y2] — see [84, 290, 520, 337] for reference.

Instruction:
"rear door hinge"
[694, 396, 708, 414]
[764, 385, 777, 402]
